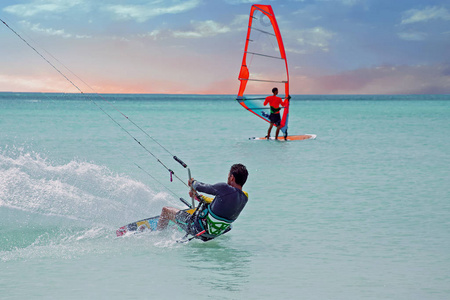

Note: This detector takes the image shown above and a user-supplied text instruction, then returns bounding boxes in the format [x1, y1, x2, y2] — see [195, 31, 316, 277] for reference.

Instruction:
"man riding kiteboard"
[157, 164, 249, 241]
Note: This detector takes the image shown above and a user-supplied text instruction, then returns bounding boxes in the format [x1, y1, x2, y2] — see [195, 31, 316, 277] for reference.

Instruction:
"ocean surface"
[1, 92, 449, 299]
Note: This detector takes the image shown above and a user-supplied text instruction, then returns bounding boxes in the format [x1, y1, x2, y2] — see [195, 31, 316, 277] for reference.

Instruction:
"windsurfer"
[263, 87, 290, 140]
[156, 164, 249, 241]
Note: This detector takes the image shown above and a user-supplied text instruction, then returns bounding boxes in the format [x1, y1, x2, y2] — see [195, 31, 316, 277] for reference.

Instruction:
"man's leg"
[267, 123, 274, 139]
[275, 126, 281, 140]
[157, 207, 179, 230]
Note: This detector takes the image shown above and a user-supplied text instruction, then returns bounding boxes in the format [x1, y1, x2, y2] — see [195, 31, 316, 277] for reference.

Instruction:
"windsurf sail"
[237, 4, 290, 135]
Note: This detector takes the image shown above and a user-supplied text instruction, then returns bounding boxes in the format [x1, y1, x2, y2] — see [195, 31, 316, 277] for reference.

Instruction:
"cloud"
[297, 64, 450, 94]
[223, 0, 264, 4]
[104, 0, 200, 23]
[0, 73, 75, 92]
[230, 14, 249, 30]
[293, 27, 335, 53]
[285, 47, 308, 55]
[401, 6, 450, 24]
[397, 31, 427, 41]
[172, 20, 231, 38]
[142, 16, 246, 40]
[19, 21, 91, 39]
[4, 0, 83, 17]
[335, 0, 365, 6]
[3, 0, 200, 23]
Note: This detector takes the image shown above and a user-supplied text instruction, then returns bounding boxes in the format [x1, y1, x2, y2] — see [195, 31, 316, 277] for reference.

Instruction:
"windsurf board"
[250, 134, 317, 141]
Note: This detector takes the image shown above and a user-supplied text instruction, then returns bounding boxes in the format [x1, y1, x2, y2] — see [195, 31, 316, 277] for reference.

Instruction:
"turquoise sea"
[1, 92, 449, 299]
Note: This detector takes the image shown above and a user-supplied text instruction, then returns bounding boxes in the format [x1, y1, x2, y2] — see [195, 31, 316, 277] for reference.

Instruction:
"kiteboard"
[116, 215, 159, 236]
[250, 134, 317, 141]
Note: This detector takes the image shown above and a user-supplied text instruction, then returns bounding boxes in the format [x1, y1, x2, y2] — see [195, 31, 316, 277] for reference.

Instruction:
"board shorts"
[175, 209, 203, 236]
[269, 113, 281, 126]
[175, 208, 217, 242]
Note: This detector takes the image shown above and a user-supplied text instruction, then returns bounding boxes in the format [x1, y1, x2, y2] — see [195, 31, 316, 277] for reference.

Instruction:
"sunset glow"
[1, 0, 449, 94]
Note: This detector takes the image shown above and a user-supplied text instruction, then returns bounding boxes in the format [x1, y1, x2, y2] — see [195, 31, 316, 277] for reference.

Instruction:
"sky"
[1, 0, 449, 94]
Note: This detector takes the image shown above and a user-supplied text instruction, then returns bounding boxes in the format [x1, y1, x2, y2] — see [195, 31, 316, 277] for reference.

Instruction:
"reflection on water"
[181, 237, 251, 293]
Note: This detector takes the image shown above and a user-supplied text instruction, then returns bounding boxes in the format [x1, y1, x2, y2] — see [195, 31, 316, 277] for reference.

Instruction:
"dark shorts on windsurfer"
[269, 113, 281, 126]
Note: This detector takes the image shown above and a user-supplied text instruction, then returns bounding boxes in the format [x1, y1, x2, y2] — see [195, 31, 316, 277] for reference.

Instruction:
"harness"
[270, 106, 281, 114]
[199, 206, 233, 236]
[179, 187, 247, 243]
[184, 199, 233, 242]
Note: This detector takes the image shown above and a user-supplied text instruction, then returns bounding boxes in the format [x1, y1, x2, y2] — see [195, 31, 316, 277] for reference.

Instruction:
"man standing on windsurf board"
[264, 87, 290, 140]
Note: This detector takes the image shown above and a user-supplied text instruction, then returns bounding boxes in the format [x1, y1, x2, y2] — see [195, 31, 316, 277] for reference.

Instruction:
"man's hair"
[230, 164, 248, 186]
[272, 87, 278, 94]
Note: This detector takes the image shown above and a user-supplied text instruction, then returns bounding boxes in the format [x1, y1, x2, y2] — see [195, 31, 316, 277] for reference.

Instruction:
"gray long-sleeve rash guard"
[192, 181, 248, 221]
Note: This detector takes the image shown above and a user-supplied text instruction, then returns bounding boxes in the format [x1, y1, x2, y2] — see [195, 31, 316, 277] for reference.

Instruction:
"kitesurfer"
[157, 164, 249, 241]
[263, 87, 290, 140]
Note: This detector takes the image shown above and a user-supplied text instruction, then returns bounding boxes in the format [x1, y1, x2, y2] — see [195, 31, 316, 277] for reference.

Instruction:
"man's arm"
[282, 95, 291, 106]
[189, 189, 214, 204]
[192, 180, 220, 195]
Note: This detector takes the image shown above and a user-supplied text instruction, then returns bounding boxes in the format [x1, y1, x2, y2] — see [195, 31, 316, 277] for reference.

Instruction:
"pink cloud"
[1, 63, 449, 95]
[290, 64, 450, 94]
